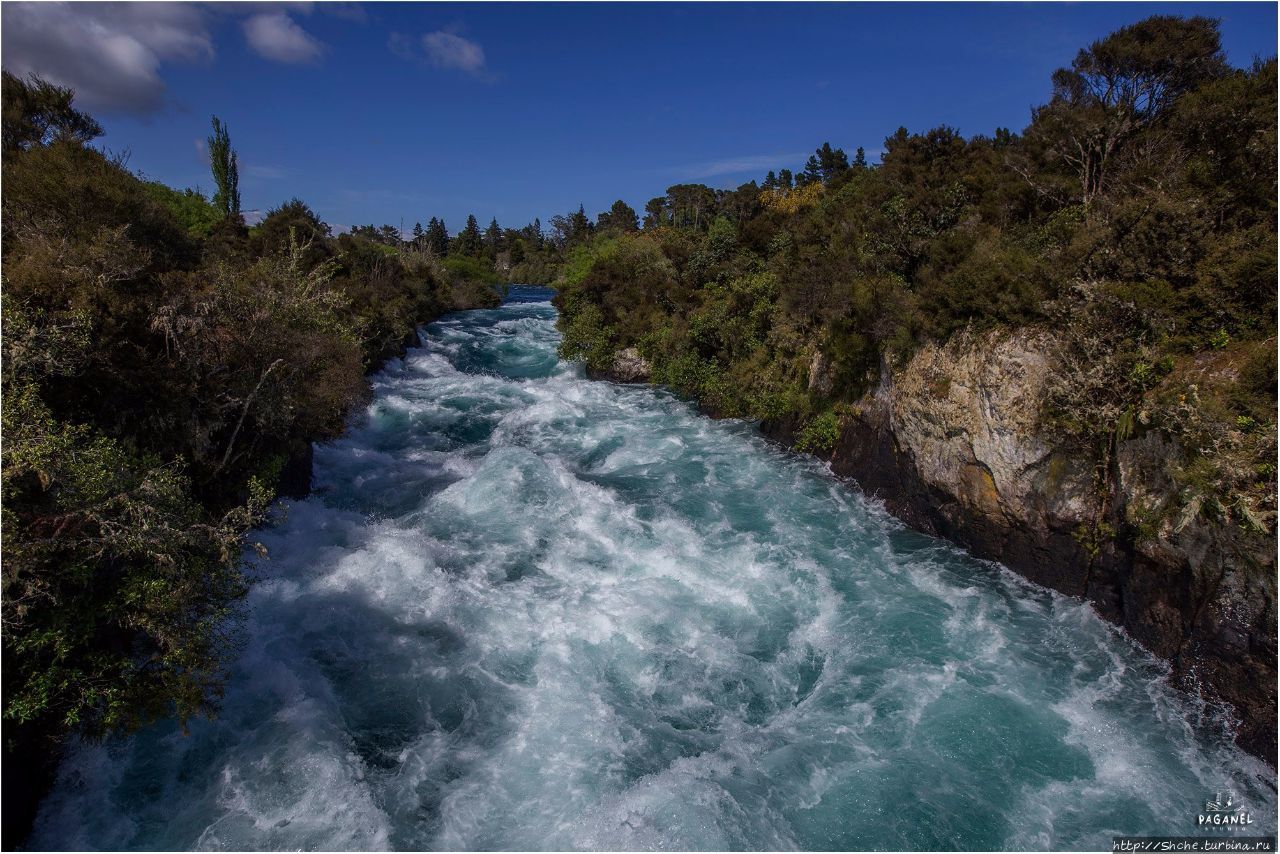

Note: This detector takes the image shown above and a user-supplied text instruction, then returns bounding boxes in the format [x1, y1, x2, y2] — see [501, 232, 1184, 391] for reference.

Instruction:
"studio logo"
[1197, 792, 1255, 827]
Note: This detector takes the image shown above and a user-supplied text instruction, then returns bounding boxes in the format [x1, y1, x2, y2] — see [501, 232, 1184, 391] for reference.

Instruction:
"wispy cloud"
[245, 164, 286, 180]
[678, 152, 806, 180]
[242, 11, 324, 64]
[390, 28, 490, 78]
[422, 31, 484, 74]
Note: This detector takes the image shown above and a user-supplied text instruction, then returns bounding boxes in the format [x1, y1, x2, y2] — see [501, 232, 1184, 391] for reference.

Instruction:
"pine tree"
[800, 153, 822, 186]
[484, 217, 502, 253]
[570, 204, 591, 237]
[208, 116, 240, 217]
[455, 214, 483, 256]
[853, 146, 867, 169]
[411, 221, 424, 247]
[425, 217, 449, 256]
[816, 142, 850, 183]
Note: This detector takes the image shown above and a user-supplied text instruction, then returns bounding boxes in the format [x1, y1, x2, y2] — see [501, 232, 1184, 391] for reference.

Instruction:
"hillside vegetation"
[555, 16, 1276, 542]
[0, 72, 503, 836]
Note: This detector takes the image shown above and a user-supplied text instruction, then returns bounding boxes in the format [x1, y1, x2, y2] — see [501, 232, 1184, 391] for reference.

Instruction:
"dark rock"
[277, 440, 313, 500]
[3, 720, 63, 850]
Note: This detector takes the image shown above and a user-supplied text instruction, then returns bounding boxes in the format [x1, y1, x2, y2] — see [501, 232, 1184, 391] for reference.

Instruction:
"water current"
[31, 286, 1277, 851]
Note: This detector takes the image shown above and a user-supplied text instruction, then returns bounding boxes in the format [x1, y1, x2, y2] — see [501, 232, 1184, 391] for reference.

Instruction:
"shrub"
[795, 409, 842, 455]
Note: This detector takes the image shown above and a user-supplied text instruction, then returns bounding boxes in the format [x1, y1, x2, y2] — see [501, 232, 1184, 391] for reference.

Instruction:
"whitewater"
[31, 287, 1276, 851]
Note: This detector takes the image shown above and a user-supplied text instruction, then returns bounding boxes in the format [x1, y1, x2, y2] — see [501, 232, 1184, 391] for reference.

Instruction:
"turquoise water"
[32, 287, 1276, 850]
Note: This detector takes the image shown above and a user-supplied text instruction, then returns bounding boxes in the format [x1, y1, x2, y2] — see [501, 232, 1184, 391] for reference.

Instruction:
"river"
[30, 286, 1276, 851]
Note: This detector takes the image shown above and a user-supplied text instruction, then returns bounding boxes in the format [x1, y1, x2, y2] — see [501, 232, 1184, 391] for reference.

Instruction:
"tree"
[252, 197, 331, 268]
[800, 154, 822, 186]
[425, 217, 449, 256]
[599, 199, 639, 233]
[800, 143, 850, 186]
[720, 182, 761, 223]
[454, 214, 483, 256]
[1, 72, 102, 153]
[817, 142, 850, 182]
[665, 184, 717, 229]
[853, 147, 868, 169]
[778, 169, 794, 189]
[1028, 15, 1226, 213]
[643, 197, 668, 229]
[570, 204, 592, 237]
[484, 217, 502, 254]
[208, 116, 240, 217]
[411, 221, 424, 247]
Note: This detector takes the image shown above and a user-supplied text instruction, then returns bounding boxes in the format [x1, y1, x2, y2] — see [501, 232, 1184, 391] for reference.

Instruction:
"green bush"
[0, 75, 504, 762]
[795, 409, 842, 455]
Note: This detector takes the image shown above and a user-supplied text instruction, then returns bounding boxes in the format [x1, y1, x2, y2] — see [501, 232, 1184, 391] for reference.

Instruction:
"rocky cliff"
[760, 328, 1277, 763]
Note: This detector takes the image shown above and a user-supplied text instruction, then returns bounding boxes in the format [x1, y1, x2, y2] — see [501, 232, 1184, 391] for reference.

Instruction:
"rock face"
[764, 327, 1277, 762]
[589, 347, 652, 384]
[807, 350, 836, 397]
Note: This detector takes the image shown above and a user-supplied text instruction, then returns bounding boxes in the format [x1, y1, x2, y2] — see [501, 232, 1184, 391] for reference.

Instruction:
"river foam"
[30, 286, 1277, 851]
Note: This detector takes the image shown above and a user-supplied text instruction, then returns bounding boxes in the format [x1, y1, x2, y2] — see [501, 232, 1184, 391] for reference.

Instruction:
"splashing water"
[32, 287, 1276, 851]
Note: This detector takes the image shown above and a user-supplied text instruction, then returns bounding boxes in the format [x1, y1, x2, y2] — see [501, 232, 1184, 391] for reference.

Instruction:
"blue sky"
[4, 2, 1275, 233]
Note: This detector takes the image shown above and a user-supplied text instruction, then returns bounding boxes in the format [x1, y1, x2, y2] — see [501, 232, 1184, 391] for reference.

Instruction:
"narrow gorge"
[30, 291, 1276, 850]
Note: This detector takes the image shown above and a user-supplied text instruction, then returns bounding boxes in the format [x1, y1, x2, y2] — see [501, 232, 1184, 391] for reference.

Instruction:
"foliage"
[760, 181, 824, 215]
[2, 381, 262, 736]
[0, 76, 501, 763]
[207, 116, 240, 218]
[142, 182, 223, 238]
[553, 15, 1275, 526]
[1, 71, 102, 153]
[796, 409, 842, 455]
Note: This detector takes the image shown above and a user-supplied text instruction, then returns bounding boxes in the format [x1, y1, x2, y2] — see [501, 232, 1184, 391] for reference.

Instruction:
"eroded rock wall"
[765, 328, 1276, 761]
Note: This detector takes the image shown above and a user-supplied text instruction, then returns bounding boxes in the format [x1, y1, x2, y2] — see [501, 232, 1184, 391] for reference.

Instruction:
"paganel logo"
[1198, 792, 1256, 827]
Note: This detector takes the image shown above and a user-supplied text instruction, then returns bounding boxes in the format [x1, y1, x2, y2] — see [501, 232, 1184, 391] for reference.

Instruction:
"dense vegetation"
[555, 16, 1276, 538]
[0, 72, 508, 837]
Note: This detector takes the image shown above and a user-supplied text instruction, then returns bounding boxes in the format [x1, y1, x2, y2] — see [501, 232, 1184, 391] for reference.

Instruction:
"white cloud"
[1, 2, 213, 114]
[421, 31, 485, 75]
[242, 11, 324, 64]
[389, 28, 490, 78]
[681, 152, 807, 180]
